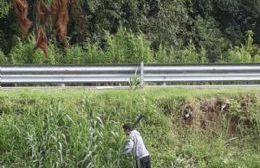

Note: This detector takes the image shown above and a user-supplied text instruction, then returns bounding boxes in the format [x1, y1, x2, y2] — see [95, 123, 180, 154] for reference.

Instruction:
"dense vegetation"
[0, 88, 260, 167]
[0, 0, 260, 64]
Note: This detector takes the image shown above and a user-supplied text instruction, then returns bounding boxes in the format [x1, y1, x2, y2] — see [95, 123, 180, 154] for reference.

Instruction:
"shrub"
[0, 49, 7, 64]
[63, 46, 85, 64]
[105, 27, 154, 64]
[155, 43, 208, 64]
[83, 42, 107, 64]
[189, 16, 230, 63]
[227, 46, 252, 63]
[226, 30, 260, 63]
[9, 35, 58, 64]
[177, 43, 208, 64]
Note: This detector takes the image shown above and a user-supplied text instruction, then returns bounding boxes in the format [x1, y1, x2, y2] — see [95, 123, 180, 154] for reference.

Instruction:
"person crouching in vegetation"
[122, 123, 151, 168]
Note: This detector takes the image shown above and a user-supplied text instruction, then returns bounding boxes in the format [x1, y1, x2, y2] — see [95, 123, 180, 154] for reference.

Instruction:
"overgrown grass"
[0, 88, 260, 167]
[4, 28, 260, 65]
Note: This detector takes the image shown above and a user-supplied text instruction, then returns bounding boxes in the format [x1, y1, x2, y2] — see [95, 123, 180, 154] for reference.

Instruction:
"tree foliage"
[0, 0, 10, 18]
[0, 0, 259, 64]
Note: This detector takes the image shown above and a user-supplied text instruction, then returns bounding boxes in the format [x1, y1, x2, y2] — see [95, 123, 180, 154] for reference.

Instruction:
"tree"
[192, 0, 260, 44]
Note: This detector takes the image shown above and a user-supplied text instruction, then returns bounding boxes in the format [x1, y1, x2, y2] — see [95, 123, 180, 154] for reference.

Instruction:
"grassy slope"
[0, 87, 260, 168]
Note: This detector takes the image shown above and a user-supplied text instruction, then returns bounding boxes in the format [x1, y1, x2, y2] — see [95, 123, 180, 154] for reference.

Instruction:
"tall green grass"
[9, 35, 58, 64]
[5, 28, 260, 65]
[0, 88, 259, 167]
[226, 31, 260, 63]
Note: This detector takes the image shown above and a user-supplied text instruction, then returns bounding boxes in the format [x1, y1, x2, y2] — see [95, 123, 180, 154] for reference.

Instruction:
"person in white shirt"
[122, 123, 151, 168]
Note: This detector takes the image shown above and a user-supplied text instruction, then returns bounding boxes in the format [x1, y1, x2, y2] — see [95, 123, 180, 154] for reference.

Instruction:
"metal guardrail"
[1, 63, 260, 86]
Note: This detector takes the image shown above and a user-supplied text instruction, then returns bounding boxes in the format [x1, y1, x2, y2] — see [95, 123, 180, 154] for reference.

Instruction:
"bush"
[60, 28, 154, 64]
[155, 43, 208, 64]
[226, 31, 260, 63]
[9, 35, 59, 64]
[63, 46, 85, 64]
[83, 42, 107, 64]
[177, 43, 208, 64]
[0, 49, 7, 64]
[227, 46, 252, 63]
[192, 16, 230, 63]
[105, 27, 154, 64]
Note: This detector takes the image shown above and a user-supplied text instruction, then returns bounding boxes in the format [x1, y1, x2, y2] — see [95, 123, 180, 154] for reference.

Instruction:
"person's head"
[123, 123, 133, 135]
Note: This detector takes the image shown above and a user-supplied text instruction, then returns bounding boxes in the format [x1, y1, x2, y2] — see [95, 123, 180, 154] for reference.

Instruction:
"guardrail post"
[163, 82, 166, 86]
[59, 83, 65, 87]
[140, 62, 144, 87]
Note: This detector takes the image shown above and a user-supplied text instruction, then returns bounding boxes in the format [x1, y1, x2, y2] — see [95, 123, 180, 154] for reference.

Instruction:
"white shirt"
[123, 130, 149, 159]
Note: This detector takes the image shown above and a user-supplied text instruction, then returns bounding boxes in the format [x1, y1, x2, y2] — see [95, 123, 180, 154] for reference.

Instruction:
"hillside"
[0, 87, 260, 167]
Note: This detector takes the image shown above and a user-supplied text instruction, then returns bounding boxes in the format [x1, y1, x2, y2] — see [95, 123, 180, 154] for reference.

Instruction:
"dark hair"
[123, 123, 133, 130]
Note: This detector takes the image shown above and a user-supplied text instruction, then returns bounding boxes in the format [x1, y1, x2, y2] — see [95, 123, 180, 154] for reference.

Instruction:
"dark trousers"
[136, 156, 151, 168]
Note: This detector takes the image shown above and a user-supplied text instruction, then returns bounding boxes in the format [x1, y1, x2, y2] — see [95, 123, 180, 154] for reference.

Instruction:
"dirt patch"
[181, 99, 230, 134]
[158, 95, 258, 135]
